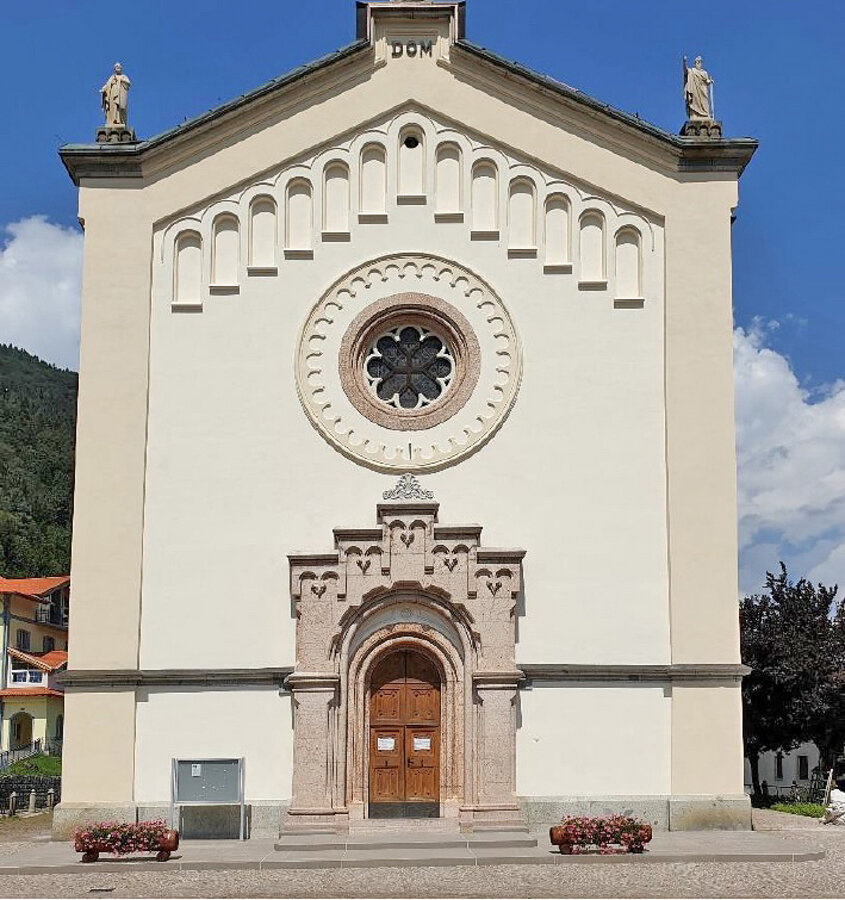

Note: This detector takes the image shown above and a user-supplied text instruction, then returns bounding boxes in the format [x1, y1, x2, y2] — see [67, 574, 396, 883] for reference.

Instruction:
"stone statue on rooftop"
[101, 63, 130, 127]
[683, 56, 714, 119]
[97, 63, 136, 143]
[680, 55, 721, 138]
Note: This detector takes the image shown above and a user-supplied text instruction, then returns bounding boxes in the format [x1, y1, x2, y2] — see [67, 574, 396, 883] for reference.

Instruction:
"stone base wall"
[519, 794, 751, 832]
[52, 801, 288, 841]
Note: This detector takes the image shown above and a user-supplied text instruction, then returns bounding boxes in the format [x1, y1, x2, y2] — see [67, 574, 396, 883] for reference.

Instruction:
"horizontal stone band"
[520, 663, 750, 682]
[57, 663, 748, 690]
[56, 667, 293, 689]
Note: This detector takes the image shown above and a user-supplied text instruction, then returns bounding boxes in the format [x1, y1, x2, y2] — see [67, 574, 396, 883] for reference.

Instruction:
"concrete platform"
[0, 827, 826, 873]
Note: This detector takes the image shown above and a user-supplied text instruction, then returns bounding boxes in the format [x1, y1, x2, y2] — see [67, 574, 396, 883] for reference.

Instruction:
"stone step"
[274, 829, 537, 853]
[264, 845, 553, 869]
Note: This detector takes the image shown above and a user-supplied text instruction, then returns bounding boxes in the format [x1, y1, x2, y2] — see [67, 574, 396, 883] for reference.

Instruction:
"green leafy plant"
[770, 802, 826, 818]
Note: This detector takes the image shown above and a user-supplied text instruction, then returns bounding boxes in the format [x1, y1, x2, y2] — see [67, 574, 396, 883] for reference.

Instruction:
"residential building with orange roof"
[0, 577, 69, 753]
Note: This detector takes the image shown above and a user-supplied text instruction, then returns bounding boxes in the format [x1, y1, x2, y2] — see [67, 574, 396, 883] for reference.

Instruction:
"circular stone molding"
[295, 253, 522, 472]
[339, 293, 480, 431]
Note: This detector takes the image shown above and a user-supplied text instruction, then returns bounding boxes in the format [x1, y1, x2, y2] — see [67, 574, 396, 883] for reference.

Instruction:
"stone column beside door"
[461, 673, 524, 829]
[285, 673, 347, 833]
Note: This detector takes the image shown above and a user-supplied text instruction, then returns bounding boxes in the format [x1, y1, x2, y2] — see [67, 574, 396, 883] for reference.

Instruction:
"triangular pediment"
[60, 3, 754, 188]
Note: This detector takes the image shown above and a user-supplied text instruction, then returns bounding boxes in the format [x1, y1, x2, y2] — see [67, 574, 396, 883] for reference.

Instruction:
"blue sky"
[0, 1, 843, 594]
[2, 0, 842, 386]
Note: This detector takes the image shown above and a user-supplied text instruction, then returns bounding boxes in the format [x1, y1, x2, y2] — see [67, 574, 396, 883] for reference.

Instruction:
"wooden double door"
[368, 649, 440, 818]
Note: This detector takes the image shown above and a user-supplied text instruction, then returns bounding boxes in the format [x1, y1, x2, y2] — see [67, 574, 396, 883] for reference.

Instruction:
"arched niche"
[507, 178, 536, 254]
[173, 230, 202, 305]
[615, 226, 643, 299]
[211, 214, 239, 288]
[471, 160, 498, 237]
[435, 143, 462, 217]
[544, 194, 571, 268]
[248, 196, 277, 270]
[360, 144, 387, 217]
[323, 162, 351, 236]
[578, 210, 606, 285]
[398, 126, 425, 200]
[285, 179, 313, 257]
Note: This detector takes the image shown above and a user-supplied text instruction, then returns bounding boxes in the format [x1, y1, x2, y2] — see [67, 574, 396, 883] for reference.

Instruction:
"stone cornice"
[520, 663, 750, 683]
[55, 662, 749, 690]
[56, 667, 293, 689]
[58, 40, 371, 186]
[59, 32, 756, 188]
[450, 42, 757, 177]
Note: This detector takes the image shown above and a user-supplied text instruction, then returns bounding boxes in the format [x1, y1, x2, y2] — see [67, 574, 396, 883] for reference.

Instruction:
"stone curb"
[0, 847, 825, 874]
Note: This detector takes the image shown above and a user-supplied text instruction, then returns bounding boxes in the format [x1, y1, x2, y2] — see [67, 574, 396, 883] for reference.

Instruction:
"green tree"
[740, 564, 843, 795]
[0, 344, 77, 577]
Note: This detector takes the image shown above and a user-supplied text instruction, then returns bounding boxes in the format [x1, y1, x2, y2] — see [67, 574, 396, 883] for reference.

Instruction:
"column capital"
[472, 670, 523, 689]
[285, 672, 339, 692]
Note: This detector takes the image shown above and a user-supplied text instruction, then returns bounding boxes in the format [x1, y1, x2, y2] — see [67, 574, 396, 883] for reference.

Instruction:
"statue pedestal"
[680, 119, 722, 138]
[96, 125, 137, 144]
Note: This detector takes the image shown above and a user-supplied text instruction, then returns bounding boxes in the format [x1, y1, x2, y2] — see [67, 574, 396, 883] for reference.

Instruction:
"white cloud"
[735, 320, 845, 594]
[0, 216, 83, 371]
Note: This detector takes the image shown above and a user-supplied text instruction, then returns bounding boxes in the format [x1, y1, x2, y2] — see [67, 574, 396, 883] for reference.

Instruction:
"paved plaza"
[0, 810, 842, 897]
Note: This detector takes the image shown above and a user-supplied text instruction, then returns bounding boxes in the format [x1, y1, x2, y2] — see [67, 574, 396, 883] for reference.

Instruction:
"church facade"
[55, 2, 756, 837]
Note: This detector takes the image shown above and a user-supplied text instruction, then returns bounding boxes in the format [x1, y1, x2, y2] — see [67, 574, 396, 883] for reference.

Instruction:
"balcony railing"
[35, 607, 66, 627]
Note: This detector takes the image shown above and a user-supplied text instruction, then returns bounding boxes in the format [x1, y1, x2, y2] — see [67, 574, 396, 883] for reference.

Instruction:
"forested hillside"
[0, 344, 77, 577]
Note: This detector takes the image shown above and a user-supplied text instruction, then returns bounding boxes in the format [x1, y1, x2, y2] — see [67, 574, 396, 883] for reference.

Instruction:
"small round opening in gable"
[403, 135, 420, 150]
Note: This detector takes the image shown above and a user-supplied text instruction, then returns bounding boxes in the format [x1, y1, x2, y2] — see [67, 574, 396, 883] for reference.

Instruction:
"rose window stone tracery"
[365, 326, 454, 410]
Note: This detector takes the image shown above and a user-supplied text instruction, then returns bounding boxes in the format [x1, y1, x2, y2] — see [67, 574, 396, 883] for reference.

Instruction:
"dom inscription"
[391, 39, 434, 58]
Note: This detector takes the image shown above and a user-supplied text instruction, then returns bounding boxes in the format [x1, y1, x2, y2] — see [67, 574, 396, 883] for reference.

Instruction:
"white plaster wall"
[516, 683, 671, 796]
[139, 112, 668, 670]
[134, 688, 292, 802]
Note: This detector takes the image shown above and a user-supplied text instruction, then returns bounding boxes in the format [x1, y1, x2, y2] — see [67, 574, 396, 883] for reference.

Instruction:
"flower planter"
[73, 820, 179, 863]
[548, 826, 572, 854]
[549, 816, 652, 855]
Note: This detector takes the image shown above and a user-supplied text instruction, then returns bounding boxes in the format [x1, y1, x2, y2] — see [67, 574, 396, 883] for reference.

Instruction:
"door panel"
[405, 727, 438, 801]
[370, 727, 403, 802]
[371, 686, 402, 723]
[406, 685, 438, 723]
[368, 649, 441, 817]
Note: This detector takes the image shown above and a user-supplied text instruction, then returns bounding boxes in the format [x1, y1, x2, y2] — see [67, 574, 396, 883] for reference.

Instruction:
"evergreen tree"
[0, 344, 77, 577]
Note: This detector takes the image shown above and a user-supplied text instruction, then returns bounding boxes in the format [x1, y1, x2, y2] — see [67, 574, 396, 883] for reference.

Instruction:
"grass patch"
[770, 802, 825, 818]
[1, 754, 61, 777]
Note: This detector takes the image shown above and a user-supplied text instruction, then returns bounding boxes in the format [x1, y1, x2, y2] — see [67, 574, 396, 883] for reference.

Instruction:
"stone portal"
[284, 501, 525, 833]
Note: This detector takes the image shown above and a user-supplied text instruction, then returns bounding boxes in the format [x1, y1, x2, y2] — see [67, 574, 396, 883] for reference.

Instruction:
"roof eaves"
[454, 40, 757, 175]
[59, 39, 371, 184]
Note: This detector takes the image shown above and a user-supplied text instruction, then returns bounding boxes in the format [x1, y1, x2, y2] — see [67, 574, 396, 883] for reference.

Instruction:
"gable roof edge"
[58, 34, 757, 185]
[59, 40, 371, 186]
[453, 41, 757, 176]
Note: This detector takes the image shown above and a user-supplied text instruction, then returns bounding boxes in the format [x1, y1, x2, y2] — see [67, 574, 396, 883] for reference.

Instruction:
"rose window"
[364, 326, 454, 410]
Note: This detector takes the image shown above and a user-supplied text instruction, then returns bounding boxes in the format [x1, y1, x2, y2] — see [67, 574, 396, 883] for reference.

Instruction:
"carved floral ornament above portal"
[383, 474, 434, 501]
[295, 253, 522, 472]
